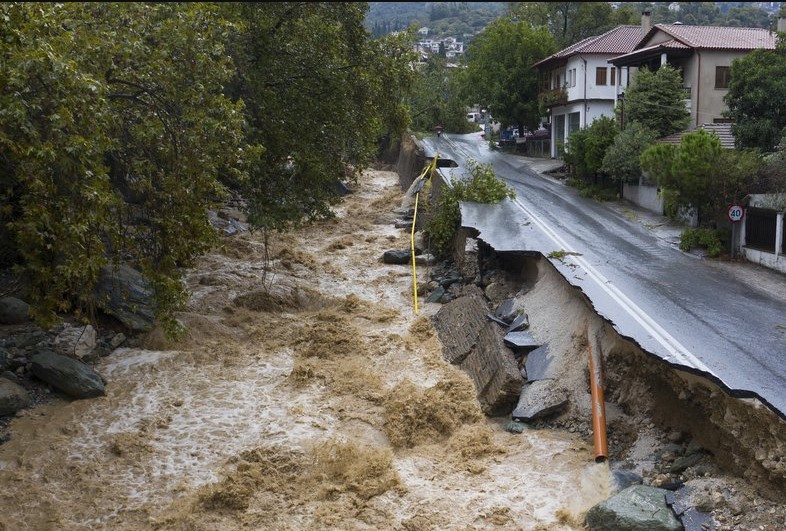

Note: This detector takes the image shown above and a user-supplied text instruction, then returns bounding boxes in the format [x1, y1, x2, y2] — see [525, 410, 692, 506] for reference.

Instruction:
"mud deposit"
[3, 166, 785, 530]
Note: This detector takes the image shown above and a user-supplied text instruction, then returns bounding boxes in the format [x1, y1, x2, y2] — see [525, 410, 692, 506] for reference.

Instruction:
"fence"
[745, 207, 777, 251]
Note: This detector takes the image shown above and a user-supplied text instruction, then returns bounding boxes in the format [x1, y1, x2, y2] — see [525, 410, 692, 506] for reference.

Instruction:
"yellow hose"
[410, 155, 439, 314]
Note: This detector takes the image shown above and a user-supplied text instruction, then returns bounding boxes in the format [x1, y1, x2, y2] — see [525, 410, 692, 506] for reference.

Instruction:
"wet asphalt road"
[422, 132, 786, 419]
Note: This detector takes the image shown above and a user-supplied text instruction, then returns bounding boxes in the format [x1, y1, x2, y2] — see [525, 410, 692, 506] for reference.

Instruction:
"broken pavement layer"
[458, 200, 735, 400]
[432, 285, 523, 416]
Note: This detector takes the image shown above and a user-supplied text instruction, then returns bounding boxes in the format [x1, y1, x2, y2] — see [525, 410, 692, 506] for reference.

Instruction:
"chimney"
[778, 16, 786, 33]
[642, 10, 652, 35]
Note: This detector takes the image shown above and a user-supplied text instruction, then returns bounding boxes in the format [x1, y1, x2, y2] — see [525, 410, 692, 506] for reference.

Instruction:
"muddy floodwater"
[0, 170, 612, 530]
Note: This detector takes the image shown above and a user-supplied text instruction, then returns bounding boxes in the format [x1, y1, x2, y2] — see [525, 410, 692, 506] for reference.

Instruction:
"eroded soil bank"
[1, 165, 785, 530]
[471, 243, 786, 528]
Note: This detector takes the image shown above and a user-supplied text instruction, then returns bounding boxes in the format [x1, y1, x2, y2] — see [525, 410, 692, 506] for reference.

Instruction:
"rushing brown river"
[0, 170, 612, 531]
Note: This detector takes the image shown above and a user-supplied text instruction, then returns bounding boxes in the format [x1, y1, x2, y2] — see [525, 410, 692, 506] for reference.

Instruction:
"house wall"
[694, 49, 746, 127]
[565, 55, 620, 102]
[548, 55, 620, 159]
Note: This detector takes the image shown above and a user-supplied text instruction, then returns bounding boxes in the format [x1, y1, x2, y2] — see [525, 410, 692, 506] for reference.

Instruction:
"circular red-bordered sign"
[727, 203, 745, 223]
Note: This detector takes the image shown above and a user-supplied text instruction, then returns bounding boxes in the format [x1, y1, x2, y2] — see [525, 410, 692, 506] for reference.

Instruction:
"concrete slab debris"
[511, 380, 569, 422]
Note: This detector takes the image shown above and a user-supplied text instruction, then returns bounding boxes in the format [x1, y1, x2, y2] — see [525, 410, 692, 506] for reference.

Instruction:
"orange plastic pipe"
[588, 342, 608, 463]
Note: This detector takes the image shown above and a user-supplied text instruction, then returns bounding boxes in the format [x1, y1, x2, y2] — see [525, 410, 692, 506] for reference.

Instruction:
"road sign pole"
[731, 222, 737, 259]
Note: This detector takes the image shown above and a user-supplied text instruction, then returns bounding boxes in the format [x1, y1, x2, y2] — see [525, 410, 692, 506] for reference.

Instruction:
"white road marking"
[512, 197, 711, 373]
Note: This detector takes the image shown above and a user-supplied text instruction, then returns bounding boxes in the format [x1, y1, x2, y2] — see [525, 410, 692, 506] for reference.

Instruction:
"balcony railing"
[539, 87, 568, 108]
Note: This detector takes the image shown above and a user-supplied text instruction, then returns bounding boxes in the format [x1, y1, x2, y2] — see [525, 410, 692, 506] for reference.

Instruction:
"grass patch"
[547, 250, 583, 263]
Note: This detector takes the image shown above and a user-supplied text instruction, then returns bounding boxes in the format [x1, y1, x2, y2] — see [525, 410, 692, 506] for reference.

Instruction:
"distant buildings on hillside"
[414, 28, 466, 61]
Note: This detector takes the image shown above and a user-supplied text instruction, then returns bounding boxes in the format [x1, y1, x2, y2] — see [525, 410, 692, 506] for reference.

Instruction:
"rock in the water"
[612, 469, 643, 491]
[382, 249, 412, 265]
[0, 377, 31, 416]
[30, 350, 106, 399]
[586, 485, 682, 531]
[426, 286, 446, 303]
[0, 297, 30, 324]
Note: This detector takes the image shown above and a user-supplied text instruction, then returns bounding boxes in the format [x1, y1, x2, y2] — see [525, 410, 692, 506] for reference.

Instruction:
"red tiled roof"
[641, 24, 777, 50]
[533, 25, 642, 68]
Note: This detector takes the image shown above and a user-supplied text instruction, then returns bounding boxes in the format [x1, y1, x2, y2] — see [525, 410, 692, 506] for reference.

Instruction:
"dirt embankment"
[474, 246, 786, 497]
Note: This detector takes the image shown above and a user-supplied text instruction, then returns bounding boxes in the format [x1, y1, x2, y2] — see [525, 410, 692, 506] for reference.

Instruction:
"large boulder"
[93, 264, 156, 332]
[30, 350, 106, 399]
[53, 324, 97, 360]
[586, 485, 682, 531]
[0, 297, 30, 324]
[0, 377, 31, 416]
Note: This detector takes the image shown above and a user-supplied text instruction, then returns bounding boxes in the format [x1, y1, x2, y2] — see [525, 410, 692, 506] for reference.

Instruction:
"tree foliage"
[462, 18, 556, 131]
[563, 116, 618, 180]
[0, 2, 414, 332]
[724, 37, 786, 152]
[223, 3, 415, 231]
[640, 129, 762, 224]
[508, 2, 638, 48]
[600, 122, 658, 184]
[623, 65, 690, 138]
[0, 2, 250, 331]
[409, 58, 477, 134]
[627, 2, 774, 29]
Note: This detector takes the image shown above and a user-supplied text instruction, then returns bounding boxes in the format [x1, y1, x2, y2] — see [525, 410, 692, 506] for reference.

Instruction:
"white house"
[533, 24, 644, 159]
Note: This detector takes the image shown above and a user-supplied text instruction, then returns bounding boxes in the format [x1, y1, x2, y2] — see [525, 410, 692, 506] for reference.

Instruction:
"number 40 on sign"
[727, 204, 745, 223]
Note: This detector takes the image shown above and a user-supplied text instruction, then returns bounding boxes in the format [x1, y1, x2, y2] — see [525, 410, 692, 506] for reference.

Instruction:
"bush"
[679, 228, 725, 257]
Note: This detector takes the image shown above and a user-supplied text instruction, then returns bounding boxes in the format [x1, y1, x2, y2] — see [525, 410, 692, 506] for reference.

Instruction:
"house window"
[596, 67, 607, 86]
[570, 68, 577, 87]
[715, 66, 730, 89]
[568, 112, 581, 133]
[610, 67, 616, 86]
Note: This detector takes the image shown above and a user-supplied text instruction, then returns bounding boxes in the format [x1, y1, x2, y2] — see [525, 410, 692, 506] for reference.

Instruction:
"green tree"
[584, 116, 618, 178]
[508, 2, 637, 48]
[724, 36, 786, 152]
[410, 57, 476, 134]
[564, 116, 617, 181]
[0, 3, 252, 331]
[462, 18, 556, 132]
[600, 122, 658, 184]
[624, 65, 690, 138]
[223, 2, 414, 231]
[563, 128, 591, 179]
[640, 129, 761, 225]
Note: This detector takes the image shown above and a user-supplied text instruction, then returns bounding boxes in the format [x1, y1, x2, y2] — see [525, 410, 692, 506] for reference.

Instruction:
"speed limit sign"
[727, 204, 745, 223]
